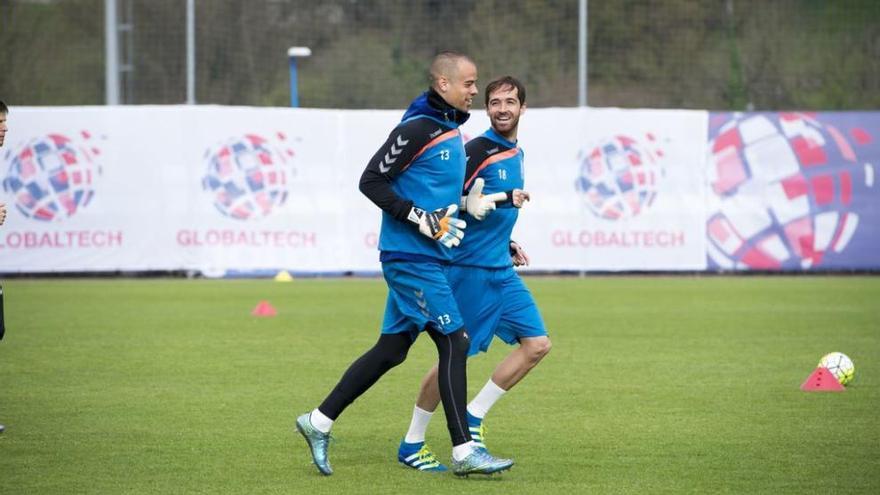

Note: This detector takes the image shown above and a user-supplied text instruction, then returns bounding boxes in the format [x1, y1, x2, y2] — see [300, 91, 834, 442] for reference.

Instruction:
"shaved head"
[429, 51, 475, 89]
[429, 51, 478, 112]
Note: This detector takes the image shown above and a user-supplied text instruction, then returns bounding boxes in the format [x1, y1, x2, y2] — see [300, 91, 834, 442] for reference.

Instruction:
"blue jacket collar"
[401, 88, 470, 127]
[485, 127, 518, 148]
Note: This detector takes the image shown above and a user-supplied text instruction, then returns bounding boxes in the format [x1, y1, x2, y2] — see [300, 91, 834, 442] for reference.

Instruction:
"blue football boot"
[295, 413, 333, 475]
[398, 440, 448, 472]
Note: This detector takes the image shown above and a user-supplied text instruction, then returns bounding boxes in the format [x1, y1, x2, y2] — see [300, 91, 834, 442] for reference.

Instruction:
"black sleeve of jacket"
[359, 118, 441, 222]
[463, 137, 514, 206]
[462, 137, 493, 195]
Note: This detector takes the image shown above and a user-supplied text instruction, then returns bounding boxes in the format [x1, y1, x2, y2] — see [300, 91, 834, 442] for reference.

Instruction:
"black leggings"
[318, 326, 472, 446]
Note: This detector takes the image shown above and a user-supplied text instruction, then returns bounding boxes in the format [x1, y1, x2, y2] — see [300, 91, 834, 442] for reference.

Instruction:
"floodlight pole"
[105, 0, 120, 105]
[288, 47, 312, 107]
[578, 0, 588, 107]
[186, 0, 196, 104]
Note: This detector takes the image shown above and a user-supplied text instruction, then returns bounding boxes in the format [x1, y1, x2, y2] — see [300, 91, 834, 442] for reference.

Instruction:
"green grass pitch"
[1, 276, 878, 494]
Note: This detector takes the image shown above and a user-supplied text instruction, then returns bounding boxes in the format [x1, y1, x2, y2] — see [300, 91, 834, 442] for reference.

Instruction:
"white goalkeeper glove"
[461, 178, 508, 220]
[407, 204, 467, 248]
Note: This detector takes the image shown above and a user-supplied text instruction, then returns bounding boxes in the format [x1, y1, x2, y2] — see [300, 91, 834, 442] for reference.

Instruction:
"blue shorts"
[448, 265, 547, 356]
[381, 261, 465, 337]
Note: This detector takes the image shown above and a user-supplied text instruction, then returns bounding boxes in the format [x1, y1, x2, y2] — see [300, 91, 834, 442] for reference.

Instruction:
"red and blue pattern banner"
[2, 106, 878, 274]
[706, 112, 879, 271]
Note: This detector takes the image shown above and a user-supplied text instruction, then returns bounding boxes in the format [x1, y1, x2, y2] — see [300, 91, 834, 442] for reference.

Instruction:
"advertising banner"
[496, 107, 709, 271]
[706, 112, 879, 270]
[0, 106, 396, 273]
[8, 106, 875, 273]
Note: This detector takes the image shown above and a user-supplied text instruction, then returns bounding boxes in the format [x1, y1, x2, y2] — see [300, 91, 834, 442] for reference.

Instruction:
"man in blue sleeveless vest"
[396, 77, 552, 472]
[295, 53, 513, 477]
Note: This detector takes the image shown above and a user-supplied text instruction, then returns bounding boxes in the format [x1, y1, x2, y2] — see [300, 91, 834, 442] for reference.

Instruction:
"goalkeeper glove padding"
[461, 178, 508, 220]
[407, 204, 467, 248]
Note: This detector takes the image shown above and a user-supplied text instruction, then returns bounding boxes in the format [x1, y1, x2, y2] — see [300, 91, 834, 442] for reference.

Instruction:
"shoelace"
[417, 445, 439, 463]
[314, 431, 336, 446]
[471, 448, 495, 464]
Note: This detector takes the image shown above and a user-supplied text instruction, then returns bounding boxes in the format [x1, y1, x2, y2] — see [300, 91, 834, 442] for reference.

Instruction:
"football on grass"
[818, 352, 855, 386]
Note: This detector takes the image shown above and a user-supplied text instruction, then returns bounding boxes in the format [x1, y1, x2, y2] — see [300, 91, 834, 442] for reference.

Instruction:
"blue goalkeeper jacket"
[359, 88, 469, 263]
[454, 127, 524, 268]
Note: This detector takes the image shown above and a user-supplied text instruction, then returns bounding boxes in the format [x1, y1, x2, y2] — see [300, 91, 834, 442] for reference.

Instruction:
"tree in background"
[0, 0, 877, 110]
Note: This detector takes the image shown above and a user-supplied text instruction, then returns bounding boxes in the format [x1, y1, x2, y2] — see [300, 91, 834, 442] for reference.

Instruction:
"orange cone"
[800, 367, 844, 392]
[251, 300, 277, 317]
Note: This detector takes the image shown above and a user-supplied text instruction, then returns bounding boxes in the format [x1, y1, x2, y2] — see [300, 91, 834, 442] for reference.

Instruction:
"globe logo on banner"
[707, 113, 873, 269]
[2, 132, 103, 222]
[202, 133, 295, 220]
[574, 134, 665, 220]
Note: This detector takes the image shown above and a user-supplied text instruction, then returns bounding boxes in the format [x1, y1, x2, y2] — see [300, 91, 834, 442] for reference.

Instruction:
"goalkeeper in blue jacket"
[294, 52, 513, 477]
[396, 76, 551, 473]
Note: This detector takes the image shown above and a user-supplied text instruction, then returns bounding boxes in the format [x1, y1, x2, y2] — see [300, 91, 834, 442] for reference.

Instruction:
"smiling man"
[396, 76, 552, 472]
[294, 52, 513, 477]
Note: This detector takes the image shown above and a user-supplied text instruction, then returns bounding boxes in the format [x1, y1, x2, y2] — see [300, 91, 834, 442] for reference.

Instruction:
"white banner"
[0, 105, 707, 273]
[506, 107, 709, 270]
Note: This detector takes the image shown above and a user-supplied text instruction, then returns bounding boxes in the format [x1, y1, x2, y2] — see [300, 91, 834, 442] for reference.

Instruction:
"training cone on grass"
[800, 367, 845, 392]
[274, 270, 293, 282]
[251, 300, 277, 317]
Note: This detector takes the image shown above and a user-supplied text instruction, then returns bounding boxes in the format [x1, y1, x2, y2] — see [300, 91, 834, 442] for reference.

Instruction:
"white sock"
[451, 441, 477, 461]
[309, 408, 334, 434]
[467, 379, 507, 419]
[403, 406, 434, 444]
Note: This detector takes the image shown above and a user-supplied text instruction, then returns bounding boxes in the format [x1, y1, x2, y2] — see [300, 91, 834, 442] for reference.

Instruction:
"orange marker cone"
[800, 367, 844, 392]
[251, 300, 277, 317]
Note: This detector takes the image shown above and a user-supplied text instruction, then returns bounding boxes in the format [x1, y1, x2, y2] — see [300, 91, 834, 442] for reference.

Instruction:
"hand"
[408, 204, 467, 248]
[511, 189, 530, 208]
[463, 178, 508, 220]
[510, 240, 530, 266]
[0, 202, 6, 226]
